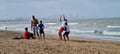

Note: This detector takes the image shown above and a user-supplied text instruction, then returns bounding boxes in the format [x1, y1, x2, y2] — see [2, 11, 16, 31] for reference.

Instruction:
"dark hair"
[65, 22, 68, 25]
[40, 20, 42, 23]
[25, 27, 28, 31]
[40, 20, 42, 22]
[32, 15, 35, 19]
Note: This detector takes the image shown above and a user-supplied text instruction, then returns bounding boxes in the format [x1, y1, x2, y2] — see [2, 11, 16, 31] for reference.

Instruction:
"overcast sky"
[0, 0, 120, 20]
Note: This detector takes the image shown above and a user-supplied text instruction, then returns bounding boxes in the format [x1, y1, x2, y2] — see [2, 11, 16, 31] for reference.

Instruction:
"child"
[37, 20, 45, 40]
[13, 27, 34, 40]
[24, 27, 34, 39]
[63, 22, 70, 41]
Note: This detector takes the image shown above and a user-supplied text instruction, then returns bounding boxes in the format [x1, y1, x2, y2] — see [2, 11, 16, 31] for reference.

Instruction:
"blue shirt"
[37, 24, 45, 29]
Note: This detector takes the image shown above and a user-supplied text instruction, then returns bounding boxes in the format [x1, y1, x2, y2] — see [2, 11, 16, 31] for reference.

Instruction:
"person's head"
[65, 22, 68, 25]
[25, 27, 28, 31]
[40, 20, 42, 24]
[32, 15, 35, 20]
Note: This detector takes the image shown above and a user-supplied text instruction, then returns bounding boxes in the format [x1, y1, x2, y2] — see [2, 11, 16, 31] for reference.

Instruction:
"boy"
[24, 27, 34, 39]
[63, 22, 70, 41]
[13, 27, 34, 40]
[37, 20, 45, 40]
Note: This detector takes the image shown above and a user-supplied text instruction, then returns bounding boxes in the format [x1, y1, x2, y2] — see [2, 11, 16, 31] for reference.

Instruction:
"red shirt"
[24, 31, 29, 39]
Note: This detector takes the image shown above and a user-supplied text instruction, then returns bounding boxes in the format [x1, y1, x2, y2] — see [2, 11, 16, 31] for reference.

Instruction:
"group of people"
[58, 15, 70, 41]
[13, 15, 70, 41]
[13, 15, 45, 40]
[31, 15, 45, 40]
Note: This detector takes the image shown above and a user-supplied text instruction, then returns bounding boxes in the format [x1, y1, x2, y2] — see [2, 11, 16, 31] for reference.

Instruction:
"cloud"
[0, 0, 60, 18]
[0, 0, 120, 19]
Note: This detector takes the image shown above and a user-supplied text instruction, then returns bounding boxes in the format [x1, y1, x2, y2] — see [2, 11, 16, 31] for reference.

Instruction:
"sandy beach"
[0, 30, 120, 54]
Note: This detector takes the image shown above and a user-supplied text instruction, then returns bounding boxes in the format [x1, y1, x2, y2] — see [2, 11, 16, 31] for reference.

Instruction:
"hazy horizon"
[0, 0, 120, 20]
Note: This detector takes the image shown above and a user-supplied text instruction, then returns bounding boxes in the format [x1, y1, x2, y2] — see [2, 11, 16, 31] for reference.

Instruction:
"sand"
[0, 30, 120, 54]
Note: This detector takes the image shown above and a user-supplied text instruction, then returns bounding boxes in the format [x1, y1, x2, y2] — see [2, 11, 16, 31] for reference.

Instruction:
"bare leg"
[39, 34, 42, 40]
[66, 35, 69, 40]
[38, 33, 40, 39]
[58, 32, 62, 40]
[63, 34, 66, 41]
[30, 33, 34, 39]
[43, 33, 45, 40]
[33, 30, 36, 39]
[36, 32, 39, 39]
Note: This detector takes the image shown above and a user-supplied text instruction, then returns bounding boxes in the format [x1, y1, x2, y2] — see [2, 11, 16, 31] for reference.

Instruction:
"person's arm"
[63, 14, 66, 21]
[63, 15, 68, 22]
[60, 15, 62, 22]
[63, 14, 65, 20]
[43, 24, 45, 29]
[31, 20, 33, 30]
[36, 19, 39, 24]
[37, 24, 40, 29]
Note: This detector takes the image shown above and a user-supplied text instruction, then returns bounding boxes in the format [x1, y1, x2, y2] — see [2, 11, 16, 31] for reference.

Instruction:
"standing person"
[63, 22, 70, 41]
[5, 27, 7, 30]
[31, 15, 39, 38]
[58, 15, 68, 40]
[37, 20, 45, 40]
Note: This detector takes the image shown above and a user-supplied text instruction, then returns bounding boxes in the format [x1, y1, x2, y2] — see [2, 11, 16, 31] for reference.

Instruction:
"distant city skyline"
[0, 0, 120, 20]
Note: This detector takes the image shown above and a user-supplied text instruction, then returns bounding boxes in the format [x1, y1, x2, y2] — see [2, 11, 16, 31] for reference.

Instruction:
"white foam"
[45, 23, 57, 25]
[103, 31, 120, 35]
[71, 29, 95, 33]
[48, 27, 59, 29]
[107, 25, 120, 28]
[68, 23, 79, 25]
[0, 23, 30, 31]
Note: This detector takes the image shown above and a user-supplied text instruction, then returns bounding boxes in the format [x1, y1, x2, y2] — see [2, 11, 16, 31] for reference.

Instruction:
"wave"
[71, 30, 95, 33]
[71, 29, 120, 36]
[48, 27, 59, 29]
[68, 23, 79, 25]
[107, 25, 120, 28]
[45, 22, 79, 25]
[103, 31, 120, 35]
[45, 23, 57, 25]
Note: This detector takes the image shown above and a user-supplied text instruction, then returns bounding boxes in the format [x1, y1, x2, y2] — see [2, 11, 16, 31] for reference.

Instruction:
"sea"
[0, 18, 120, 41]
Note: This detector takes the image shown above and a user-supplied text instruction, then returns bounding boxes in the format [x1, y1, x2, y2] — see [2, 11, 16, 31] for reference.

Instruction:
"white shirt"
[61, 21, 67, 27]
[64, 25, 70, 32]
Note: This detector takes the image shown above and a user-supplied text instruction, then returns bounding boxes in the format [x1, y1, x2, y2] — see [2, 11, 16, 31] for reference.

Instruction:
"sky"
[0, 0, 120, 20]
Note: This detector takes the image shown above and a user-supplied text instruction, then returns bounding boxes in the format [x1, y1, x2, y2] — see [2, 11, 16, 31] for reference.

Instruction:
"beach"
[0, 30, 120, 54]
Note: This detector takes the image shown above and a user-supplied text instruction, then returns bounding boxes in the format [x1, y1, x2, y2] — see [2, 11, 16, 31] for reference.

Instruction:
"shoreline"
[0, 30, 120, 54]
[2, 28, 120, 42]
[1, 29, 120, 43]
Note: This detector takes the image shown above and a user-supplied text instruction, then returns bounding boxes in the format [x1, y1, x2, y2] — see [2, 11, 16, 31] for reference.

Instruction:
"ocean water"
[0, 18, 120, 41]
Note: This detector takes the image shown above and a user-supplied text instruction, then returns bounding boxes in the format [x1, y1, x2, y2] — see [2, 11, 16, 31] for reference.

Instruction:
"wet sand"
[0, 30, 120, 54]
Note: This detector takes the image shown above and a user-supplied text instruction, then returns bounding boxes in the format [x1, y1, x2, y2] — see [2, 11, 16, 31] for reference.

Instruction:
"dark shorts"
[63, 32, 70, 37]
[39, 29, 44, 34]
[28, 33, 35, 39]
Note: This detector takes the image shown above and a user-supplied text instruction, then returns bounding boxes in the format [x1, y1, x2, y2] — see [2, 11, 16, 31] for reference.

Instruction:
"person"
[58, 15, 68, 40]
[13, 35, 23, 40]
[13, 27, 34, 40]
[63, 22, 70, 41]
[31, 15, 39, 38]
[5, 27, 7, 30]
[37, 20, 45, 40]
[24, 27, 34, 39]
